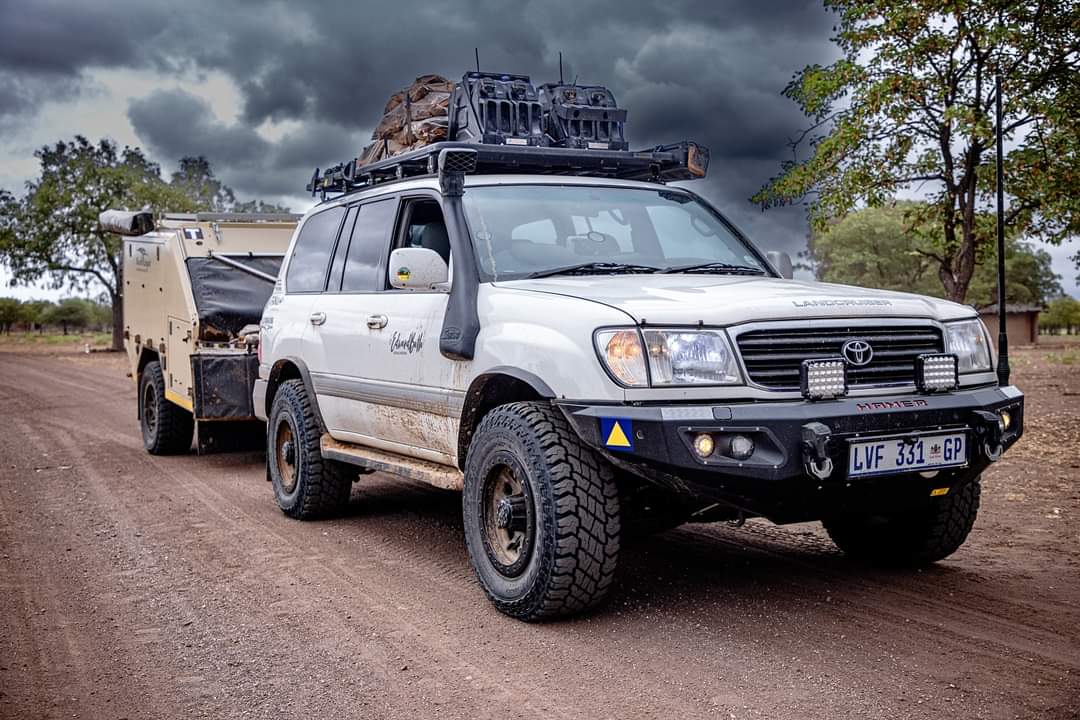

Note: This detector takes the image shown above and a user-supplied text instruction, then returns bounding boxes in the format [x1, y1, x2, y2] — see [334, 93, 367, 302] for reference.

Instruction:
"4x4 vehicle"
[257, 75, 1022, 621]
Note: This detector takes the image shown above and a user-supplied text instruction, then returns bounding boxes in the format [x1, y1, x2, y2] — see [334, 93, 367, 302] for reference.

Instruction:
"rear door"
[305, 196, 401, 441]
[275, 204, 346, 425]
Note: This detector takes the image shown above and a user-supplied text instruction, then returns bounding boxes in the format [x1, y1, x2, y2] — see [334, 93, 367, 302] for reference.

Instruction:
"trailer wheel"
[139, 360, 194, 455]
[824, 477, 981, 566]
[268, 379, 351, 519]
[463, 402, 620, 621]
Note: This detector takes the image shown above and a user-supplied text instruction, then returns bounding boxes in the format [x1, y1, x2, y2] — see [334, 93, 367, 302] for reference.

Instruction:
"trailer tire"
[268, 379, 351, 519]
[463, 402, 621, 621]
[139, 360, 194, 455]
[824, 477, 981, 566]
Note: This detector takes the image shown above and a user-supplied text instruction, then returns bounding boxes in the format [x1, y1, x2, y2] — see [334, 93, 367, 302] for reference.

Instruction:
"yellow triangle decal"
[606, 421, 632, 448]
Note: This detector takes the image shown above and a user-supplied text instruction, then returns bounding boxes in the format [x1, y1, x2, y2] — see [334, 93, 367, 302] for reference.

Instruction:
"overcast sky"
[0, 0, 1075, 300]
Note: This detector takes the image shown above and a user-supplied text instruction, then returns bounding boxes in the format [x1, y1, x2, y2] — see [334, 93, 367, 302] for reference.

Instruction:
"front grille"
[736, 324, 945, 391]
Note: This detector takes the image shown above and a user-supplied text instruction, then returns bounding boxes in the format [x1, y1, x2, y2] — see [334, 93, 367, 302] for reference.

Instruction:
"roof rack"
[307, 140, 709, 200]
[162, 212, 302, 223]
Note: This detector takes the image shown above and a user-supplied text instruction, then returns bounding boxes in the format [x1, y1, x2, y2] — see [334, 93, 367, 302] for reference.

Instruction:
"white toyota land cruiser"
[256, 138, 1023, 621]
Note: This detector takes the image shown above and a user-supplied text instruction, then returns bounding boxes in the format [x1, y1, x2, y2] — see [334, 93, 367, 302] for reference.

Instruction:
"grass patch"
[0, 331, 113, 347]
[1044, 351, 1080, 366]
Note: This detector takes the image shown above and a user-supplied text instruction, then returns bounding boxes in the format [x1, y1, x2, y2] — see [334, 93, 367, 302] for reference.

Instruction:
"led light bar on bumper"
[916, 353, 959, 393]
[800, 358, 848, 400]
[594, 328, 741, 387]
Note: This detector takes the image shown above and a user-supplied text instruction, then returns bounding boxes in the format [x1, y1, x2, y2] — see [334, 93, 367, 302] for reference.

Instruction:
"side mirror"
[767, 250, 794, 280]
[389, 247, 449, 291]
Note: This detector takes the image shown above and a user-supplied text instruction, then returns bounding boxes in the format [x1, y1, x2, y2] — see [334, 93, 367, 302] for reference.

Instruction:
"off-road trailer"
[102, 211, 299, 454]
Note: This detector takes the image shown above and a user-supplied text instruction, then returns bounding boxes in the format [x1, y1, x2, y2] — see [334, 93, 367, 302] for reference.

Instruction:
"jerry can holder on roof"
[538, 83, 628, 151]
[448, 71, 547, 147]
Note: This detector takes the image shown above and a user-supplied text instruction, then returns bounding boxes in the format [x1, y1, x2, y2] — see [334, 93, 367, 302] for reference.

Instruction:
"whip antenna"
[994, 74, 1010, 386]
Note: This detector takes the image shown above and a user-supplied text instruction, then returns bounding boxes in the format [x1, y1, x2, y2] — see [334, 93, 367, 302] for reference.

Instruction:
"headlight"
[945, 319, 992, 373]
[595, 328, 741, 386]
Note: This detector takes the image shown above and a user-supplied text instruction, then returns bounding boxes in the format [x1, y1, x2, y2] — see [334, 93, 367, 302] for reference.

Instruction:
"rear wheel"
[463, 402, 621, 621]
[267, 379, 352, 519]
[824, 477, 981, 566]
[139, 360, 193, 455]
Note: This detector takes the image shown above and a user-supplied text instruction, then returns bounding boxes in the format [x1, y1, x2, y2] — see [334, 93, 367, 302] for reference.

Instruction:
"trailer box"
[108, 211, 299, 454]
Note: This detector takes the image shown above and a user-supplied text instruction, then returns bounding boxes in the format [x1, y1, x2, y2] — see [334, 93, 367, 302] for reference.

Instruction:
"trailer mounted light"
[916, 353, 959, 393]
[801, 359, 847, 400]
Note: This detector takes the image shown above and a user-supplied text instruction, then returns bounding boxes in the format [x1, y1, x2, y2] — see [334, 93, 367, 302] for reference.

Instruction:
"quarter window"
[286, 206, 345, 292]
[341, 198, 397, 292]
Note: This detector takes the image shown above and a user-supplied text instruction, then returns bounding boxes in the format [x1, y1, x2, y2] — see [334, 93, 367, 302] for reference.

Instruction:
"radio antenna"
[559, 51, 564, 83]
[994, 73, 1010, 386]
[474, 48, 480, 73]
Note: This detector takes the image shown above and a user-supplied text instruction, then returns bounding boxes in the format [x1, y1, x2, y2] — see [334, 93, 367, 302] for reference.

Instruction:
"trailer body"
[120, 212, 299, 452]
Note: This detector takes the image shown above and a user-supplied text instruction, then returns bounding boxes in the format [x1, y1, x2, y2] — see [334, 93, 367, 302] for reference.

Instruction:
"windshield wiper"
[527, 261, 663, 279]
[662, 261, 766, 276]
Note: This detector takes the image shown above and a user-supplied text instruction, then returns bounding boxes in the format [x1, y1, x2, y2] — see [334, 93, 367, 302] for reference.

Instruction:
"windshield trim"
[461, 182, 777, 283]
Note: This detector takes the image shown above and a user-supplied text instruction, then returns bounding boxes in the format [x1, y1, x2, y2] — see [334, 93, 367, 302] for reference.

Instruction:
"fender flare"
[266, 356, 327, 433]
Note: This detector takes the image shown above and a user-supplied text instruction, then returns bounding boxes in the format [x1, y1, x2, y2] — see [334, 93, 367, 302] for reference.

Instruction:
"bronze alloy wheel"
[274, 419, 298, 494]
[480, 462, 534, 577]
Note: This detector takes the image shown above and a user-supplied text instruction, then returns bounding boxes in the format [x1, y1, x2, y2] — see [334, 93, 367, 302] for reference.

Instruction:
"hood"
[496, 275, 976, 325]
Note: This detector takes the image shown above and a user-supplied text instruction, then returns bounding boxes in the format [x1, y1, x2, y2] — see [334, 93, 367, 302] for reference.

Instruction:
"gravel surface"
[0, 348, 1077, 719]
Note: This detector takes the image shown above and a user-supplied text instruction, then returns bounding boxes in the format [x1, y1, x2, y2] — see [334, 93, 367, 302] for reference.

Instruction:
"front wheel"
[463, 402, 621, 621]
[824, 477, 981, 566]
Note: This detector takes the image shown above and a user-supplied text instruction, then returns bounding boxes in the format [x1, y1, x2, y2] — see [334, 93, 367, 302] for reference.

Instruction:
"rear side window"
[341, 198, 397, 292]
[286, 206, 345, 292]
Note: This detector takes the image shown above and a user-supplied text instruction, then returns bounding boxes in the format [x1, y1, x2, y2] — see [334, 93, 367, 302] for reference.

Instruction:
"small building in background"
[978, 304, 1042, 345]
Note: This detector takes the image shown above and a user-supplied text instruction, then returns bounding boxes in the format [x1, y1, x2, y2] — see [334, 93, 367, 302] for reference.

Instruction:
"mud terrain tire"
[139, 360, 194, 455]
[824, 477, 981, 566]
[463, 402, 621, 621]
[268, 379, 352, 519]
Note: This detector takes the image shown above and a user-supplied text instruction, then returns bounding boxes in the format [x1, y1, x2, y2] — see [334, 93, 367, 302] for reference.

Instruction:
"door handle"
[366, 314, 388, 330]
[309, 312, 327, 326]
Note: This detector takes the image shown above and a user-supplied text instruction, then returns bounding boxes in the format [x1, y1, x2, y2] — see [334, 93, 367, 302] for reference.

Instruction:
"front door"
[313, 193, 462, 465]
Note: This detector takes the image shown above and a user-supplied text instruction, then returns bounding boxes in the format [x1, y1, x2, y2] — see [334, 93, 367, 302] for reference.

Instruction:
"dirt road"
[1, 349, 1078, 719]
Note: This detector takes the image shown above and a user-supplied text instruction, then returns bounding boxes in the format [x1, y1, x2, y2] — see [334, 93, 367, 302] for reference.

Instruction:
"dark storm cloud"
[4, 0, 837, 253]
[0, 0, 172, 75]
[128, 89, 358, 197]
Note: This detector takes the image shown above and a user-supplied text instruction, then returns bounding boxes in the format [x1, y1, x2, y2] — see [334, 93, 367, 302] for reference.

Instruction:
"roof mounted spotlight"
[438, 148, 477, 196]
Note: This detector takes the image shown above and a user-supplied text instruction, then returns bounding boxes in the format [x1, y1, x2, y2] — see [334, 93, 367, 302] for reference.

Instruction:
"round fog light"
[729, 435, 755, 460]
[693, 433, 716, 458]
[999, 409, 1012, 431]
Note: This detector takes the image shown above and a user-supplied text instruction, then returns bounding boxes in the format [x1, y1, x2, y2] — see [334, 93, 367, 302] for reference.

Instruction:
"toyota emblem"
[841, 339, 873, 366]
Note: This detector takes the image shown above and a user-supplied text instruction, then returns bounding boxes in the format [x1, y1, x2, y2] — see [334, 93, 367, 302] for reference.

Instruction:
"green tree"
[0, 297, 22, 334]
[966, 237, 1061, 308]
[1039, 295, 1080, 334]
[0, 137, 196, 350]
[170, 156, 236, 212]
[807, 204, 943, 296]
[42, 297, 92, 335]
[233, 198, 292, 214]
[20, 299, 54, 334]
[808, 203, 1061, 306]
[754, 1, 1080, 304]
[169, 157, 290, 213]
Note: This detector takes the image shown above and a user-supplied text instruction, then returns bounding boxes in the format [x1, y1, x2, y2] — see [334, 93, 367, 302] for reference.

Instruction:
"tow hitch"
[802, 422, 834, 480]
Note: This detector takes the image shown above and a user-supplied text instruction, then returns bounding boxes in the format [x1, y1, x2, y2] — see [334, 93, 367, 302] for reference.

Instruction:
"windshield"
[461, 185, 769, 281]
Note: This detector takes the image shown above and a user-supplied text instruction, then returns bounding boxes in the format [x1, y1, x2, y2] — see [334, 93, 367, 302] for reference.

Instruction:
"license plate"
[848, 432, 967, 478]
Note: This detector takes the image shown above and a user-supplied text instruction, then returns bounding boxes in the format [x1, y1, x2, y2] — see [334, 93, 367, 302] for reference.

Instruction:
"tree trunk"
[110, 292, 123, 352]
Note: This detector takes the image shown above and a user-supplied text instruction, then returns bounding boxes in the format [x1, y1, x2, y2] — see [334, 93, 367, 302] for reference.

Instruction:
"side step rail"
[320, 435, 463, 491]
